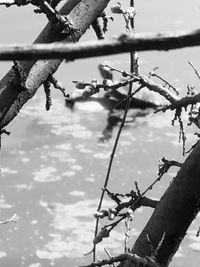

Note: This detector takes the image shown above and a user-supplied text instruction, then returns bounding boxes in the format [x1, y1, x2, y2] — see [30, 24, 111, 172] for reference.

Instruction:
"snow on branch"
[0, 29, 200, 61]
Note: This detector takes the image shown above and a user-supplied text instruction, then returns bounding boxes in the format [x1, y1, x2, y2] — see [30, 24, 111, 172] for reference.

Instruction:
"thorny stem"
[93, 0, 136, 261]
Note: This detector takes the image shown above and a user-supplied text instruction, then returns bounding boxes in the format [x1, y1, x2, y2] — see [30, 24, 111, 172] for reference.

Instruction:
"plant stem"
[93, 0, 136, 261]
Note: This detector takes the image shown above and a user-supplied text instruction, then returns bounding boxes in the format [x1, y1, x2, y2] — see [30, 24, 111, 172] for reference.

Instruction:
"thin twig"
[188, 60, 200, 81]
[0, 0, 31, 7]
[104, 249, 116, 267]
[0, 214, 17, 225]
[151, 72, 179, 95]
[93, 0, 136, 261]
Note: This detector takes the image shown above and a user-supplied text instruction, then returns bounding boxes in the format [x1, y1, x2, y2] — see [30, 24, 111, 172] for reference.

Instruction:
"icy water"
[1, 1, 200, 267]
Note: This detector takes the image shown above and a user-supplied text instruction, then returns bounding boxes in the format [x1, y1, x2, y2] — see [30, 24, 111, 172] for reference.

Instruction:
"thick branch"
[138, 75, 179, 104]
[0, 29, 200, 60]
[140, 197, 158, 209]
[0, 0, 110, 129]
[156, 93, 200, 112]
[126, 140, 200, 267]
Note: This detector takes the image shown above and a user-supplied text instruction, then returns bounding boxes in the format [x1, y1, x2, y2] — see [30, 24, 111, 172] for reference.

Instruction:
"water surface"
[1, 1, 200, 266]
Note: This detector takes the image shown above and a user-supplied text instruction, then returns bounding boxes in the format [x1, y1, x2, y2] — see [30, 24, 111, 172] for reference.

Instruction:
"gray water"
[1, 1, 200, 266]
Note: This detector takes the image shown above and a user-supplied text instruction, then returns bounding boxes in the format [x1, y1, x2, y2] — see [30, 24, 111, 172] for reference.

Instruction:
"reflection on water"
[0, 93, 200, 267]
[99, 109, 151, 142]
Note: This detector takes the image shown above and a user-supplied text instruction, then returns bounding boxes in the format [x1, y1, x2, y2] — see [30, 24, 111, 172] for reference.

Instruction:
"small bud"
[126, 209, 134, 220]
[122, 71, 129, 77]
[75, 81, 86, 90]
[91, 79, 98, 88]
[108, 213, 115, 220]
[94, 210, 108, 218]
[103, 79, 113, 88]
[98, 64, 113, 80]
[82, 87, 92, 97]
[125, 7, 136, 19]
[93, 228, 110, 245]
[111, 5, 123, 14]
[108, 208, 117, 220]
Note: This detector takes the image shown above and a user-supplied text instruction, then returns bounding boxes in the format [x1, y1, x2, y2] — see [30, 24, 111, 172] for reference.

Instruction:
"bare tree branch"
[188, 60, 200, 81]
[0, 0, 110, 130]
[140, 197, 158, 209]
[130, 140, 200, 266]
[0, 29, 200, 61]
[80, 253, 159, 267]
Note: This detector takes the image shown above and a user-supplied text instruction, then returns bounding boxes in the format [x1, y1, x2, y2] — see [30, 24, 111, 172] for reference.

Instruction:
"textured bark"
[122, 140, 200, 267]
[0, 0, 110, 129]
[0, 29, 200, 60]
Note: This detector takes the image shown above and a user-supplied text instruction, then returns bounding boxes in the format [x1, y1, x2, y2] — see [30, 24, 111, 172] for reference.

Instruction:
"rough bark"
[122, 140, 200, 267]
[0, 29, 200, 60]
[0, 0, 110, 130]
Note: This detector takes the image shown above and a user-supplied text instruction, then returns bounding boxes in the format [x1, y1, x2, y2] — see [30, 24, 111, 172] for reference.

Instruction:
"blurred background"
[1, 0, 200, 266]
